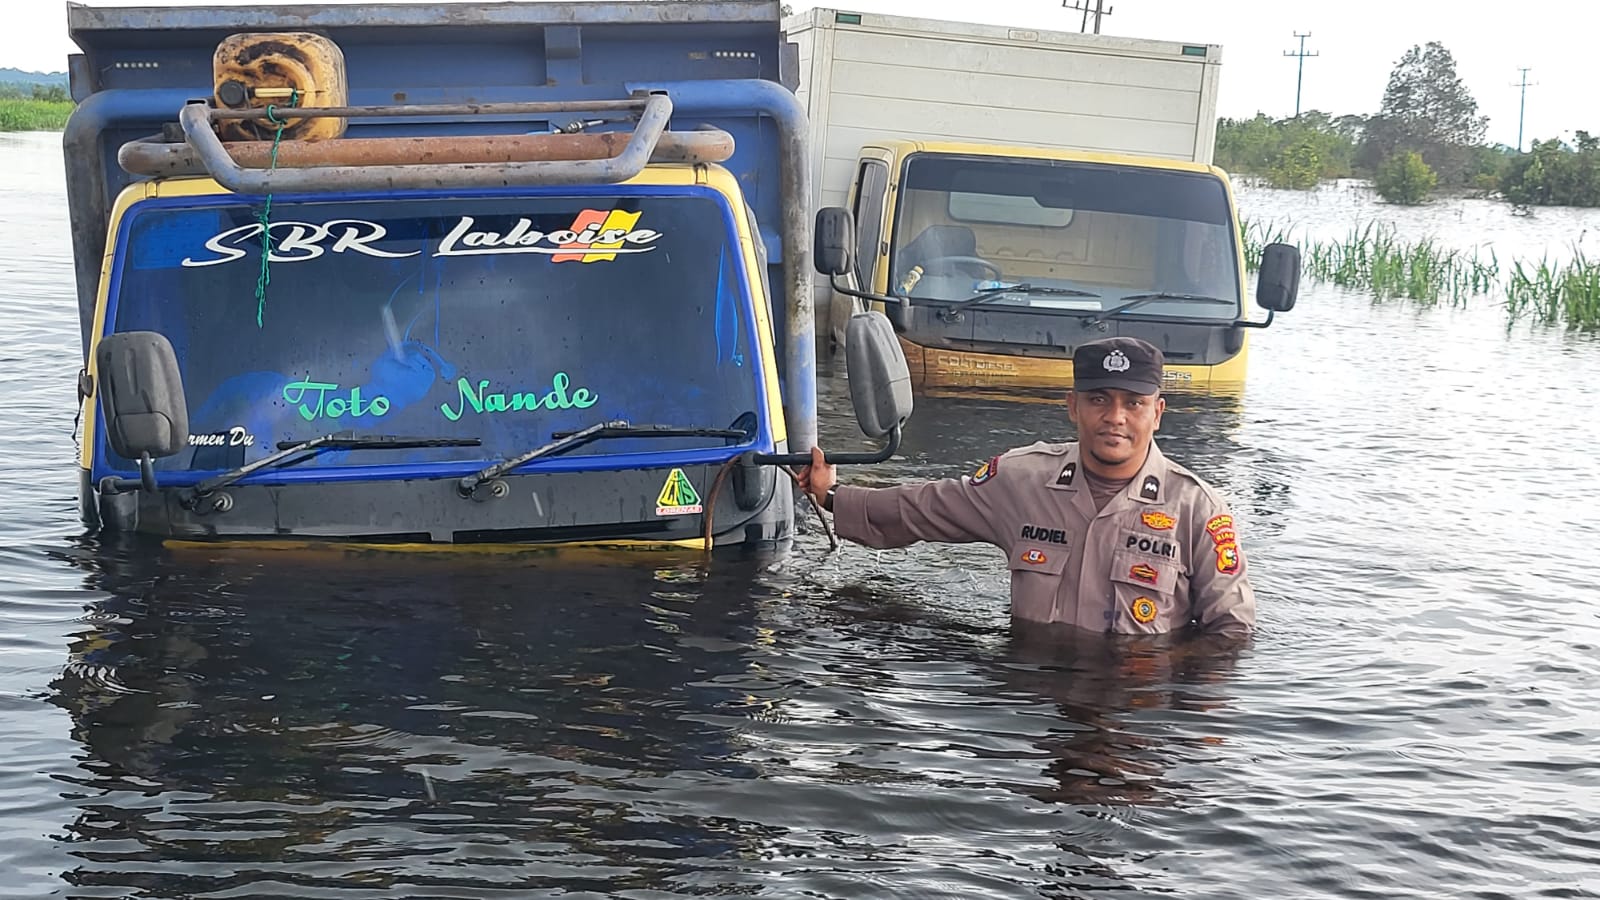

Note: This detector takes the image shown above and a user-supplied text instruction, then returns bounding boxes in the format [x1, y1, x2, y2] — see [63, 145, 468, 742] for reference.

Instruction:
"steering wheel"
[917, 255, 1003, 280]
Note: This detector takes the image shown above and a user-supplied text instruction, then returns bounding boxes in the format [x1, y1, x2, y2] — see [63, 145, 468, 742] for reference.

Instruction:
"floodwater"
[1238, 176, 1599, 264]
[3, 129, 1599, 898]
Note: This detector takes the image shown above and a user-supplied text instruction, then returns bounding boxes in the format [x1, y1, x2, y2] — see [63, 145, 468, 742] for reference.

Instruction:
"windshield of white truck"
[101, 191, 764, 479]
[888, 155, 1242, 320]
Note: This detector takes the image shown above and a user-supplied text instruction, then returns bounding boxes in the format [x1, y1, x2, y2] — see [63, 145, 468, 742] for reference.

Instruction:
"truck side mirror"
[1256, 242, 1301, 312]
[844, 310, 913, 439]
[95, 331, 189, 464]
[814, 206, 855, 278]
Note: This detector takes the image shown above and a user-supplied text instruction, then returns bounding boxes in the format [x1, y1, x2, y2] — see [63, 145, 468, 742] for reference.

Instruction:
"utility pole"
[1282, 31, 1318, 118]
[1062, 0, 1114, 34]
[1511, 67, 1536, 152]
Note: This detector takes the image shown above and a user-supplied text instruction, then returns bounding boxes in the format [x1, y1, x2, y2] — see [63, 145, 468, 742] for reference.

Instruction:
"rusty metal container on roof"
[212, 32, 348, 141]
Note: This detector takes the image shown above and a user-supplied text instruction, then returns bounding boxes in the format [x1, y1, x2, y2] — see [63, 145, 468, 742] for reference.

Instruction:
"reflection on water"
[47, 543, 772, 895]
[3, 131, 1600, 898]
[41, 538, 1251, 898]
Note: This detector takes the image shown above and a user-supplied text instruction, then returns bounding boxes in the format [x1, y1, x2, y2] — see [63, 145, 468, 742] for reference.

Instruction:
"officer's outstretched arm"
[1186, 502, 1256, 636]
[830, 469, 1008, 550]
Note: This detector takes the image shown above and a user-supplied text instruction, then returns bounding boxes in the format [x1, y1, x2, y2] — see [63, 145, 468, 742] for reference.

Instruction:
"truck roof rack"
[119, 118, 735, 185]
[120, 93, 737, 193]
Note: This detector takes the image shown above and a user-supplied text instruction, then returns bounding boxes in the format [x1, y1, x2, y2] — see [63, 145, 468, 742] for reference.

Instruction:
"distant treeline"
[1502, 133, 1600, 208]
[1215, 112, 1599, 209]
[0, 82, 69, 102]
[0, 68, 67, 87]
[1212, 42, 1597, 208]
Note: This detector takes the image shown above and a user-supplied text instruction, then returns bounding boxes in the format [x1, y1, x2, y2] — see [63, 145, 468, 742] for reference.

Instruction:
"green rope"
[254, 89, 299, 328]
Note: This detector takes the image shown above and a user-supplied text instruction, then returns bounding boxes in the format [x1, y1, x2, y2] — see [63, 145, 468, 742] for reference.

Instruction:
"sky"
[5, 0, 1594, 150]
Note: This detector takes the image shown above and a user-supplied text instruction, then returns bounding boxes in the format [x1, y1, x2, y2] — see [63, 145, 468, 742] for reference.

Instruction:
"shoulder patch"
[1214, 540, 1243, 575]
[970, 455, 999, 485]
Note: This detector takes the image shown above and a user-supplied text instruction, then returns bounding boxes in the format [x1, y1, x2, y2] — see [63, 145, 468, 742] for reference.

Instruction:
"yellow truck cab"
[837, 139, 1298, 390]
[784, 8, 1302, 392]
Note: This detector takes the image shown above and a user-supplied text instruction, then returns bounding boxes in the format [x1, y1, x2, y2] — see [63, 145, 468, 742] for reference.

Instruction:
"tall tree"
[1358, 42, 1488, 187]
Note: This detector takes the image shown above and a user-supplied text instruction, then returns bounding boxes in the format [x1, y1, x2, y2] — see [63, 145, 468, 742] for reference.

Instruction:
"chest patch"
[1131, 596, 1158, 623]
[1141, 510, 1176, 530]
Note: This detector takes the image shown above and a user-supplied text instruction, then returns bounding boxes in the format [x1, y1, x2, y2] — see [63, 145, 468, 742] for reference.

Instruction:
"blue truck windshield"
[104, 191, 763, 477]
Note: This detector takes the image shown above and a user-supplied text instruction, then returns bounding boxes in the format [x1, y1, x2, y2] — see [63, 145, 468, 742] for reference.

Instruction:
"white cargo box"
[783, 7, 1224, 336]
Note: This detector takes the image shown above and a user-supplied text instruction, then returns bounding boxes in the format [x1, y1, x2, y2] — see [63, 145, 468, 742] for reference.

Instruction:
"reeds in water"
[1506, 252, 1600, 330]
[0, 99, 73, 132]
[1240, 218, 1599, 331]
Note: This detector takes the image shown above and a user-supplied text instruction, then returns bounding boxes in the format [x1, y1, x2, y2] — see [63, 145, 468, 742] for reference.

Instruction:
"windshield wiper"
[938, 284, 1101, 321]
[457, 420, 754, 498]
[549, 424, 750, 440]
[184, 431, 483, 506]
[1083, 292, 1236, 327]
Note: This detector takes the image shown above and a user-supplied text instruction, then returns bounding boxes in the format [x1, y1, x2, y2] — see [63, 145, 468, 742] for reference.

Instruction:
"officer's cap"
[1072, 336, 1164, 395]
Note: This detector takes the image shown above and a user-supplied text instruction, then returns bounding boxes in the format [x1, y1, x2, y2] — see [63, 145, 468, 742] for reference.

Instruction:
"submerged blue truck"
[64, 0, 910, 551]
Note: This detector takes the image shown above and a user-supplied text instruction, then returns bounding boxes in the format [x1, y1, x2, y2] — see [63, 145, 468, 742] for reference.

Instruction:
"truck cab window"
[102, 192, 764, 477]
[852, 160, 890, 287]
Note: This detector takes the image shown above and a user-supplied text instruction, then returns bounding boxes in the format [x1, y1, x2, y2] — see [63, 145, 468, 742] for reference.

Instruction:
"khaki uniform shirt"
[831, 440, 1254, 636]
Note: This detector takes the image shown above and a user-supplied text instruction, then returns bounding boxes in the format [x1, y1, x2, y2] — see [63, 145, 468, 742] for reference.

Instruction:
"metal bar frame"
[118, 129, 736, 177]
[178, 92, 675, 193]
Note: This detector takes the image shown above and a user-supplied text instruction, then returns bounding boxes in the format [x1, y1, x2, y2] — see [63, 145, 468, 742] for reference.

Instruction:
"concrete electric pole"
[1511, 68, 1537, 152]
[1063, 0, 1114, 34]
[1282, 31, 1318, 118]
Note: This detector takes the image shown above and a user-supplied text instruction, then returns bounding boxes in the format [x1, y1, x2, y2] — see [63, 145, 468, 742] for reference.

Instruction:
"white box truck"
[782, 8, 1298, 392]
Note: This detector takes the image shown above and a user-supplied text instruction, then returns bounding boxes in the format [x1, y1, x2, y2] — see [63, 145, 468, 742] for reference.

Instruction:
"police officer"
[797, 336, 1254, 636]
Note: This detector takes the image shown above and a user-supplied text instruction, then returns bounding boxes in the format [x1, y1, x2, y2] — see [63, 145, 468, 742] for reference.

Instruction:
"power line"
[1062, 0, 1114, 34]
[1510, 67, 1537, 152]
[1282, 31, 1319, 118]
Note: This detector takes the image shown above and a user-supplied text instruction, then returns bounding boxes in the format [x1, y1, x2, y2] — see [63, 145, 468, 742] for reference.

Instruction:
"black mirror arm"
[829, 273, 908, 310]
[1236, 308, 1276, 329]
[139, 452, 157, 492]
[750, 422, 903, 467]
[98, 452, 161, 496]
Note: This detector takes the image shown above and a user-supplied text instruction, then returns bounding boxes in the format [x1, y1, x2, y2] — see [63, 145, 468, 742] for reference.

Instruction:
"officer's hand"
[796, 445, 836, 507]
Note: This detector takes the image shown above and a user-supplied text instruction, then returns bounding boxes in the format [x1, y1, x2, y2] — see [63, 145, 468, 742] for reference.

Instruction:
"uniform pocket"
[1008, 542, 1070, 575]
[1006, 541, 1070, 623]
[1109, 549, 1183, 630]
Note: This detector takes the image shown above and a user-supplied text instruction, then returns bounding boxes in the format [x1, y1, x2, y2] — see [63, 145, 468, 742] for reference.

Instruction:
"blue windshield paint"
[92, 185, 774, 485]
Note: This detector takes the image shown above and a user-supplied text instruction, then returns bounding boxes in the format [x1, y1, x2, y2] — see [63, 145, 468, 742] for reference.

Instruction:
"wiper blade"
[550, 424, 750, 440]
[186, 431, 483, 502]
[939, 284, 1101, 321]
[458, 420, 755, 498]
[1084, 292, 1235, 326]
[457, 419, 625, 497]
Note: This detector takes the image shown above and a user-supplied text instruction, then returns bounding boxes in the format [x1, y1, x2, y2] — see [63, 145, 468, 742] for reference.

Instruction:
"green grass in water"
[0, 99, 73, 132]
[1241, 217, 1598, 332]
